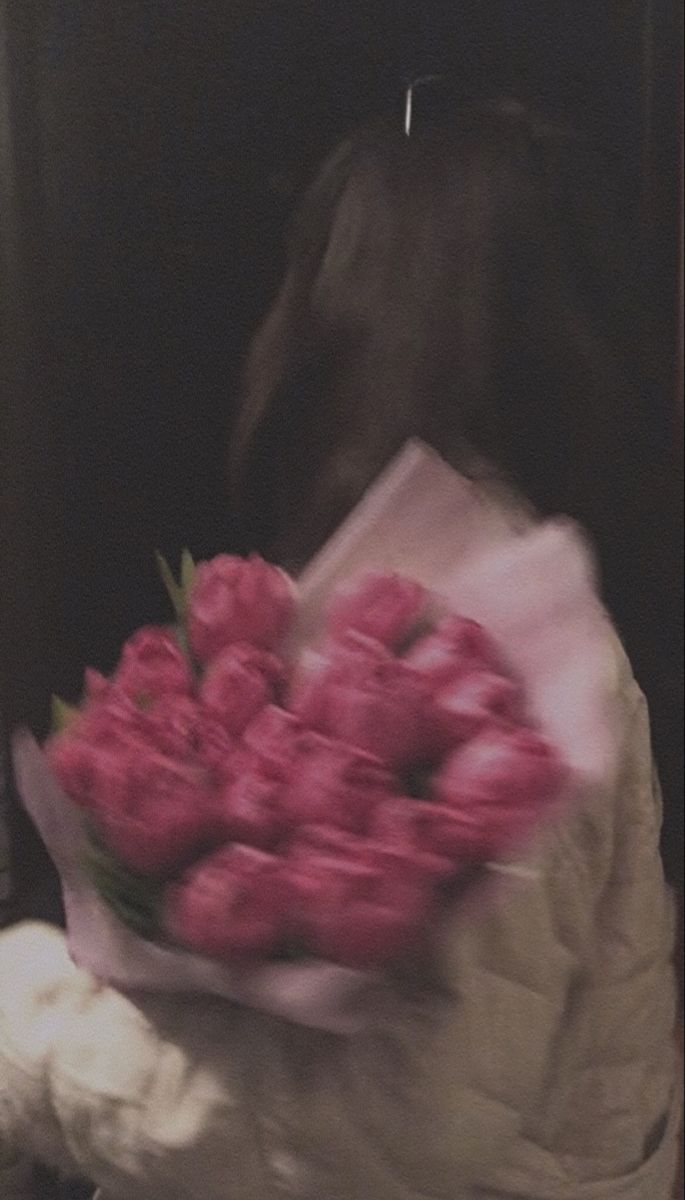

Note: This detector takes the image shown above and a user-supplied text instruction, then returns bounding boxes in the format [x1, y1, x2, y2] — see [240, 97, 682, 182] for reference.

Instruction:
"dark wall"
[1, 3, 682, 910]
[2, 2, 680, 714]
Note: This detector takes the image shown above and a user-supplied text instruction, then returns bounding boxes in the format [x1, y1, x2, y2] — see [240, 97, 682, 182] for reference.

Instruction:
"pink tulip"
[287, 823, 367, 861]
[365, 837, 454, 887]
[323, 661, 425, 768]
[164, 845, 290, 962]
[83, 667, 110, 702]
[283, 842, 381, 929]
[188, 554, 294, 664]
[405, 616, 499, 691]
[369, 797, 460, 874]
[280, 739, 392, 832]
[114, 626, 193, 702]
[290, 633, 390, 724]
[291, 635, 427, 769]
[304, 864, 431, 969]
[199, 642, 285, 736]
[46, 734, 103, 809]
[372, 796, 473, 867]
[282, 829, 434, 967]
[426, 670, 523, 752]
[326, 571, 425, 648]
[78, 685, 148, 747]
[433, 726, 567, 858]
[217, 774, 285, 850]
[91, 751, 219, 875]
[241, 705, 320, 781]
[140, 694, 207, 760]
[192, 716, 237, 785]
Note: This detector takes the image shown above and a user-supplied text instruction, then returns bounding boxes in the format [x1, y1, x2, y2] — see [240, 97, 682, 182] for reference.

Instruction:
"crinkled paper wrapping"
[13, 441, 621, 1033]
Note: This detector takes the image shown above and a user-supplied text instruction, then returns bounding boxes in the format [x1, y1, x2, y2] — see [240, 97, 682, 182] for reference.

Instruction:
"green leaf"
[180, 548, 196, 605]
[174, 622, 193, 667]
[155, 550, 198, 675]
[51, 694, 80, 734]
[155, 551, 185, 621]
[84, 837, 163, 941]
[98, 889, 160, 941]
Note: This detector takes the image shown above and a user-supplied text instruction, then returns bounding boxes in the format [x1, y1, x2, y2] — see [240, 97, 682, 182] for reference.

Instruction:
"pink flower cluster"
[47, 560, 566, 970]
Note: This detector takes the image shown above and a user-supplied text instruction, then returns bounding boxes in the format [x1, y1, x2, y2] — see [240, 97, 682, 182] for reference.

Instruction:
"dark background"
[1, 3, 682, 919]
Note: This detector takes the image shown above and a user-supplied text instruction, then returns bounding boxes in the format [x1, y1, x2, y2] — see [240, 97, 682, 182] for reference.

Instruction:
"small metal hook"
[404, 74, 446, 137]
[404, 85, 414, 138]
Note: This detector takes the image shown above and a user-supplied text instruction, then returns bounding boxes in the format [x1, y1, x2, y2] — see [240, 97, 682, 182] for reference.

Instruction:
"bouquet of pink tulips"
[14, 442, 618, 1031]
